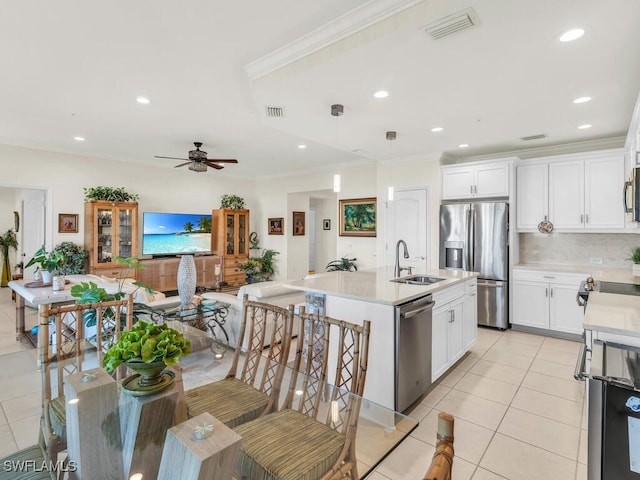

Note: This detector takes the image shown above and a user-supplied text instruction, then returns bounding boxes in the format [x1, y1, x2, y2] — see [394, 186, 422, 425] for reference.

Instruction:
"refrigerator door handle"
[466, 208, 472, 270]
[477, 279, 506, 287]
[470, 209, 477, 271]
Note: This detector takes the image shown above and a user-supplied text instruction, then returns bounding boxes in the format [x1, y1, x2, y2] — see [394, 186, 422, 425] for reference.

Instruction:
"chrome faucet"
[394, 239, 412, 278]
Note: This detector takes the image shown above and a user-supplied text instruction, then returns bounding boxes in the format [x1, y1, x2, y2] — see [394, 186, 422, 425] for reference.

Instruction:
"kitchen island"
[284, 267, 479, 412]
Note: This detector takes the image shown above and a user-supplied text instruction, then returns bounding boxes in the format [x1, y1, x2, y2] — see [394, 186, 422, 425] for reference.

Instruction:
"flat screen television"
[142, 212, 212, 256]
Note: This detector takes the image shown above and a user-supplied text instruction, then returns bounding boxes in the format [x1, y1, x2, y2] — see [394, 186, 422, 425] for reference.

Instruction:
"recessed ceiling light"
[573, 96, 591, 104]
[458, 144, 469, 148]
[136, 96, 150, 104]
[373, 90, 389, 99]
[578, 124, 592, 129]
[298, 144, 307, 149]
[73, 136, 85, 142]
[559, 28, 584, 42]
[431, 127, 444, 132]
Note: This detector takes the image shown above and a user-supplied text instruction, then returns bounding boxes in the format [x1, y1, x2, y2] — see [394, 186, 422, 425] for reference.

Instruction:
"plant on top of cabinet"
[83, 186, 139, 202]
[326, 256, 358, 272]
[220, 194, 245, 210]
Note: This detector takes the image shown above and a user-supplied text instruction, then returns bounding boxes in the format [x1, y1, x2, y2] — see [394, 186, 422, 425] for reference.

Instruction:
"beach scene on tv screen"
[143, 212, 211, 255]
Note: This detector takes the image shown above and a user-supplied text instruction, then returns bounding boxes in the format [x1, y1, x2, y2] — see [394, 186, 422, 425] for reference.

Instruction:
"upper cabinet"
[441, 159, 512, 200]
[84, 201, 139, 277]
[516, 149, 625, 232]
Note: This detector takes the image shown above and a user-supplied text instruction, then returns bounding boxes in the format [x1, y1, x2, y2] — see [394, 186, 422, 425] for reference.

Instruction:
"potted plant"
[25, 245, 67, 283]
[238, 258, 262, 283]
[103, 319, 191, 394]
[629, 248, 640, 275]
[83, 186, 139, 202]
[257, 249, 279, 281]
[220, 194, 245, 210]
[0, 229, 18, 287]
[52, 242, 88, 274]
[326, 256, 358, 272]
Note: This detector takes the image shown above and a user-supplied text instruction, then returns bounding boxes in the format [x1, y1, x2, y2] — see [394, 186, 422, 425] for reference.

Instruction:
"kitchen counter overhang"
[584, 291, 640, 339]
[284, 267, 479, 306]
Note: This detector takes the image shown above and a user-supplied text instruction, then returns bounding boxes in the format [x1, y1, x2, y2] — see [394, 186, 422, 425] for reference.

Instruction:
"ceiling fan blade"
[203, 161, 224, 170]
[155, 155, 189, 161]
[174, 162, 191, 168]
[208, 159, 238, 163]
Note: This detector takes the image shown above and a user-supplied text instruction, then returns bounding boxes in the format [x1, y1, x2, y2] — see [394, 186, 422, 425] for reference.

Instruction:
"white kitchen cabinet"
[516, 149, 625, 232]
[516, 163, 548, 229]
[512, 269, 585, 335]
[442, 160, 510, 200]
[462, 279, 478, 350]
[432, 280, 476, 381]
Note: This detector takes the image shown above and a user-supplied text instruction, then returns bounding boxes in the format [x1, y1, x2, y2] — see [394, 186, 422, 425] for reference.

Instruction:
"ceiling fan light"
[188, 161, 207, 172]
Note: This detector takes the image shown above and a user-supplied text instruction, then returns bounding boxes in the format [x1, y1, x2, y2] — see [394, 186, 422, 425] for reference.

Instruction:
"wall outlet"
[590, 257, 603, 265]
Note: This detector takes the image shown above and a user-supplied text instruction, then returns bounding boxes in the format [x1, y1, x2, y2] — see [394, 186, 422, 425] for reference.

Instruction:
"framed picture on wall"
[323, 219, 331, 230]
[58, 213, 78, 233]
[268, 217, 284, 235]
[339, 198, 376, 237]
[293, 211, 305, 236]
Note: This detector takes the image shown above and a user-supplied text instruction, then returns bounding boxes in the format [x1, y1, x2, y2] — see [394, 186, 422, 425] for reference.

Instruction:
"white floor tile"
[529, 357, 576, 381]
[469, 359, 527, 386]
[497, 407, 580, 460]
[521, 371, 585, 403]
[435, 389, 508, 431]
[0, 424, 18, 458]
[480, 433, 577, 480]
[481, 348, 535, 370]
[471, 467, 509, 480]
[511, 388, 583, 428]
[454, 372, 519, 405]
[535, 347, 580, 367]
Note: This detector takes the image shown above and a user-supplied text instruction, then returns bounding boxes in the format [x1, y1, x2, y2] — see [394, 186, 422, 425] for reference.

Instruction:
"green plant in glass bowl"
[103, 320, 191, 373]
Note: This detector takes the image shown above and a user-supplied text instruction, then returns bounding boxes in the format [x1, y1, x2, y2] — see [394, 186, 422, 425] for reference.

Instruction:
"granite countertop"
[514, 263, 639, 283]
[284, 267, 478, 306]
[583, 291, 640, 338]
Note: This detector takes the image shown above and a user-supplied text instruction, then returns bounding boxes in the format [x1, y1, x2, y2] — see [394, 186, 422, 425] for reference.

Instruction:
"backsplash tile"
[519, 233, 640, 268]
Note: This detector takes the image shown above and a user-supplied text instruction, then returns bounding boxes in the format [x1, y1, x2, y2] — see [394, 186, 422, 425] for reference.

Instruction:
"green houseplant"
[326, 256, 358, 272]
[220, 194, 245, 210]
[103, 319, 191, 392]
[25, 245, 67, 282]
[629, 247, 640, 275]
[0, 229, 18, 287]
[83, 186, 139, 202]
[52, 242, 88, 274]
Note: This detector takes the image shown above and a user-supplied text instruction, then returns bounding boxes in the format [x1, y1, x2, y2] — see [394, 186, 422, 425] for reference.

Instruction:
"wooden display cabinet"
[212, 209, 249, 286]
[84, 201, 139, 278]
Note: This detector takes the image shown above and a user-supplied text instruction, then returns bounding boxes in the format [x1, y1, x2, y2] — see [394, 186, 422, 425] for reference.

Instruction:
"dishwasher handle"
[401, 301, 434, 319]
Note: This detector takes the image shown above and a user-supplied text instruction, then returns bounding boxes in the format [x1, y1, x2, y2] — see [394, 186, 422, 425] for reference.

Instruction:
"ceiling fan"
[155, 142, 238, 172]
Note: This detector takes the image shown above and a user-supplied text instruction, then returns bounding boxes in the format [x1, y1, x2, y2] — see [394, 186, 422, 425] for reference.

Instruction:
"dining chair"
[184, 295, 295, 428]
[233, 306, 371, 480]
[39, 296, 133, 464]
[0, 430, 58, 480]
[423, 412, 455, 480]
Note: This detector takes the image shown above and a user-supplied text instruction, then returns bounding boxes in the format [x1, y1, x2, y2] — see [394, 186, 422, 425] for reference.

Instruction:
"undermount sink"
[390, 275, 446, 286]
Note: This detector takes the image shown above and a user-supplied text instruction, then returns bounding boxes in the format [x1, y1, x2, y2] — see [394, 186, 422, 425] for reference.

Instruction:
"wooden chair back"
[227, 294, 295, 412]
[423, 412, 455, 480]
[285, 307, 371, 478]
[38, 296, 134, 462]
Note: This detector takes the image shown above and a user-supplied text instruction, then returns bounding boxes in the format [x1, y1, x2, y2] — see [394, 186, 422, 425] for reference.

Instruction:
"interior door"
[385, 188, 428, 271]
[22, 193, 46, 280]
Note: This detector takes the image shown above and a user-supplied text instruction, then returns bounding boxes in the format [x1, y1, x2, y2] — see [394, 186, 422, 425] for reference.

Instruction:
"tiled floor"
[0, 287, 588, 479]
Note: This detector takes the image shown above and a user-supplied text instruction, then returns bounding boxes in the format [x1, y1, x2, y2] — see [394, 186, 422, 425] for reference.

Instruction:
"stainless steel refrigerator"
[439, 202, 509, 329]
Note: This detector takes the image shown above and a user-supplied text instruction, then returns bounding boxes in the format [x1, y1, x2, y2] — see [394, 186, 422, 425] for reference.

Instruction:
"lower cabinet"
[432, 279, 477, 381]
[139, 255, 222, 292]
[512, 268, 585, 335]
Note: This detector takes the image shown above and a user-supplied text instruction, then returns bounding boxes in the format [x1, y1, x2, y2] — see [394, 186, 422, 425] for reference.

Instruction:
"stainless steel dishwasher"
[395, 294, 434, 412]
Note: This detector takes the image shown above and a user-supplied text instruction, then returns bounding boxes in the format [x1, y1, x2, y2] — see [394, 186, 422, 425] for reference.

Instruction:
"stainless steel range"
[577, 277, 640, 309]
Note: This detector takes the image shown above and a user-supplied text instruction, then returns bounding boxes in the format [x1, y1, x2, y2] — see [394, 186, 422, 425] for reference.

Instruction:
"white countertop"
[584, 291, 640, 339]
[284, 267, 478, 306]
[514, 263, 640, 283]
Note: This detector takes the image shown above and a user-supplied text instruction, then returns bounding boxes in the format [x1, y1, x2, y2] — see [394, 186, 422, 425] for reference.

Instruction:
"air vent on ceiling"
[265, 106, 285, 118]
[521, 134, 547, 141]
[423, 7, 478, 40]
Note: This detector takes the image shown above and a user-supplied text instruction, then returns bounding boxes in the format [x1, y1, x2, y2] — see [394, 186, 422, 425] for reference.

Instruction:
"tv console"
[139, 255, 223, 293]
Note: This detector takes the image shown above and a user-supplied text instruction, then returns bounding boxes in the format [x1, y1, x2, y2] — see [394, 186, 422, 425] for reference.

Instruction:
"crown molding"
[245, 0, 424, 80]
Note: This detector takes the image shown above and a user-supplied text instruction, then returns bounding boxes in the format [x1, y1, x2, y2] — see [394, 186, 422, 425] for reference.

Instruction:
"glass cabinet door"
[118, 207, 134, 258]
[97, 207, 113, 264]
[238, 213, 247, 255]
[226, 214, 235, 255]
